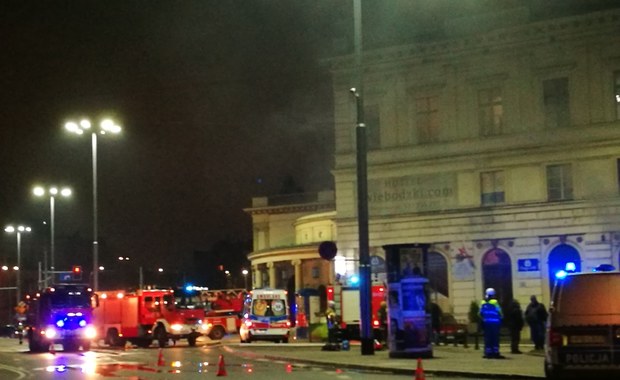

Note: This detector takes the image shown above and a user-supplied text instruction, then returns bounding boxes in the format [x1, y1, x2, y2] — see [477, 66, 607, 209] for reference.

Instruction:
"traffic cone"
[216, 354, 227, 376]
[414, 357, 425, 380]
[157, 348, 165, 366]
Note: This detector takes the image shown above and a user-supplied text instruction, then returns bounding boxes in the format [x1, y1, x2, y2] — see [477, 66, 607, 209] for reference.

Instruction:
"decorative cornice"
[244, 201, 335, 216]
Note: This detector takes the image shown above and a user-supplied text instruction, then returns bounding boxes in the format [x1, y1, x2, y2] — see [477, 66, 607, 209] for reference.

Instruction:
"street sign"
[518, 259, 539, 272]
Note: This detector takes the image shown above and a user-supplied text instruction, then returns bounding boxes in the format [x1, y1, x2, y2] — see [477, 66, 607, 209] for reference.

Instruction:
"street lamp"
[65, 117, 121, 291]
[33, 185, 72, 275]
[242, 269, 249, 290]
[5, 225, 31, 304]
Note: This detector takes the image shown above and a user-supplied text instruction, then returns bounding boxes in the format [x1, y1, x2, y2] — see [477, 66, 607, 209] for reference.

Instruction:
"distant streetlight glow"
[65, 117, 121, 291]
[33, 185, 72, 278]
[5, 224, 31, 304]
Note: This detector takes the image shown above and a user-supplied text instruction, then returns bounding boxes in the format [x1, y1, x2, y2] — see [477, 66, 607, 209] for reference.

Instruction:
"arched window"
[547, 244, 581, 292]
[482, 248, 513, 309]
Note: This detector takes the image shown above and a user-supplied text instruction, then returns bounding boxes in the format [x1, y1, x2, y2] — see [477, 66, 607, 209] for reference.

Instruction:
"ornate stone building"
[328, 7, 620, 319]
[246, 6, 620, 323]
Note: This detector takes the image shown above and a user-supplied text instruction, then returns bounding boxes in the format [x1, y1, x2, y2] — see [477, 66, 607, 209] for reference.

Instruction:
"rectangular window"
[415, 95, 440, 143]
[365, 104, 380, 150]
[615, 71, 620, 120]
[478, 87, 503, 136]
[543, 77, 570, 128]
[480, 171, 505, 205]
[547, 164, 573, 201]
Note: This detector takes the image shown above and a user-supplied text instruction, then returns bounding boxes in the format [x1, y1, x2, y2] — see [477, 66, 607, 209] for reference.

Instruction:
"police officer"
[479, 288, 504, 359]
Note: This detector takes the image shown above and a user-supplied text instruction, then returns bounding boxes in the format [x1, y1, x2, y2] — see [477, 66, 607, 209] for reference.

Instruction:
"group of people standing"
[479, 289, 548, 359]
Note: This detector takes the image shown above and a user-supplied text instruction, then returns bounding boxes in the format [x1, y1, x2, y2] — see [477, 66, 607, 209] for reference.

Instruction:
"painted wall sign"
[367, 173, 458, 215]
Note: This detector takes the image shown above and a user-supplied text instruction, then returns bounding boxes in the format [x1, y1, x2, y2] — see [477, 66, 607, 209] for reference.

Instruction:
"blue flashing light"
[565, 262, 576, 272]
[79, 319, 87, 327]
[185, 284, 194, 292]
[593, 264, 615, 272]
[56, 320, 65, 328]
[555, 270, 568, 280]
[350, 275, 360, 285]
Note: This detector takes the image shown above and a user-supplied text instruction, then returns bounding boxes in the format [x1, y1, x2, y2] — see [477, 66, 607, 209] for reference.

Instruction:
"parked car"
[437, 314, 467, 345]
[0, 324, 16, 338]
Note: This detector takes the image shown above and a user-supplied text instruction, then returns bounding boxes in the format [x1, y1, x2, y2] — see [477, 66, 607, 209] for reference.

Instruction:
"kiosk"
[384, 243, 433, 358]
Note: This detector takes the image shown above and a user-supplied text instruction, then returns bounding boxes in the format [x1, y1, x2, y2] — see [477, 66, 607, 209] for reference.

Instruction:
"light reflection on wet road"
[0, 338, 520, 379]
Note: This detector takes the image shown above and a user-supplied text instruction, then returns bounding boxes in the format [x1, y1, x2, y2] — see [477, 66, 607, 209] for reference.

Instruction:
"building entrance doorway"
[482, 248, 513, 309]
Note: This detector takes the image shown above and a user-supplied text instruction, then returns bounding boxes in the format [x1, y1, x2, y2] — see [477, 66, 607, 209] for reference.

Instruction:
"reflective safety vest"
[479, 299, 502, 323]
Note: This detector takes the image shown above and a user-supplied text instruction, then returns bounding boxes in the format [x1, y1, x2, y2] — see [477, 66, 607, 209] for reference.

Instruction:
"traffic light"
[72, 266, 82, 280]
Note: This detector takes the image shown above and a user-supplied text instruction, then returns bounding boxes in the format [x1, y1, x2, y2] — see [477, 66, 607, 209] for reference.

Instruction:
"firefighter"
[479, 288, 504, 359]
[325, 300, 338, 344]
[13, 301, 28, 344]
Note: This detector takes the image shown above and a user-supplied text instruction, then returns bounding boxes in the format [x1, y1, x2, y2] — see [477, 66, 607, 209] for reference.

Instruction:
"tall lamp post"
[65, 118, 121, 291]
[352, 0, 373, 355]
[242, 269, 249, 290]
[33, 186, 72, 279]
[5, 225, 31, 304]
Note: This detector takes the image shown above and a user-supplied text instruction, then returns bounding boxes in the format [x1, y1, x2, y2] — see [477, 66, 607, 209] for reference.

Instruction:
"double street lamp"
[33, 185, 72, 276]
[65, 118, 121, 291]
[4, 225, 31, 304]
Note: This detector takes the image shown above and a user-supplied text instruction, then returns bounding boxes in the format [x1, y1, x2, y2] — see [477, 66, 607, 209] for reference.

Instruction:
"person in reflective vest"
[479, 288, 504, 359]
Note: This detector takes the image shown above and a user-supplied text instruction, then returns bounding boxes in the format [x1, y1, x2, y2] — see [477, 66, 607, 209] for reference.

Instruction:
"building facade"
[244, 191, 336, 295]
[329, 7, 620, 320]
[245, 7, 620, 323]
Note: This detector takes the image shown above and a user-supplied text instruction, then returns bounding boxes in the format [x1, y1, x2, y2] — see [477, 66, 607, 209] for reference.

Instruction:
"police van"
[544, 266, 620, 379]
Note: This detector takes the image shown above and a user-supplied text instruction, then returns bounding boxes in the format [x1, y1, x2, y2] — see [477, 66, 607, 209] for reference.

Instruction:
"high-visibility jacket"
[479, 299, 503, 323]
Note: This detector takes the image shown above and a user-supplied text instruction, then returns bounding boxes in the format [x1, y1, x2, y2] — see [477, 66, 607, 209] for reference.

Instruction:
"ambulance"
[239, 289, 290, 343]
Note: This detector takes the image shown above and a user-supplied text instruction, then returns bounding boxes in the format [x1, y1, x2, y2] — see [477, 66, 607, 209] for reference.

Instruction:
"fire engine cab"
[93, 288, 208, 348]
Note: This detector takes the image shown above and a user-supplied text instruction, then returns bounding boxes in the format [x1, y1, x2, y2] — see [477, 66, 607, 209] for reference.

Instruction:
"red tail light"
[548, 329, 563, 347]
[372, 320, 380, 327]
[286, 320, 291, 327]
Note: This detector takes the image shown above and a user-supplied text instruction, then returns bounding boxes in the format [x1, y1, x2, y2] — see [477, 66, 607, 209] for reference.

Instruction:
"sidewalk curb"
[222, 345, 543, 379]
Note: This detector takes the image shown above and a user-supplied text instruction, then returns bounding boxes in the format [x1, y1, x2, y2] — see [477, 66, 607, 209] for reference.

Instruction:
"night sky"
[1, 0, 617, 285]
[0, 1, 342, 278]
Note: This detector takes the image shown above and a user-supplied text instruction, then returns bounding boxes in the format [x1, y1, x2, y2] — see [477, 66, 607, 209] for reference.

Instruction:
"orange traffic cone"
[216, 354, 227, 377]
[157, 348, 165, 366]
[414, 357, 425, 380]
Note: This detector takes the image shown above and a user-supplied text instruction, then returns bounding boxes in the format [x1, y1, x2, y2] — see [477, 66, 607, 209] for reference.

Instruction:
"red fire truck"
[327, 284, 386, 340]
[197, 288, 245, 340]
[93, 288, 208, 348]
